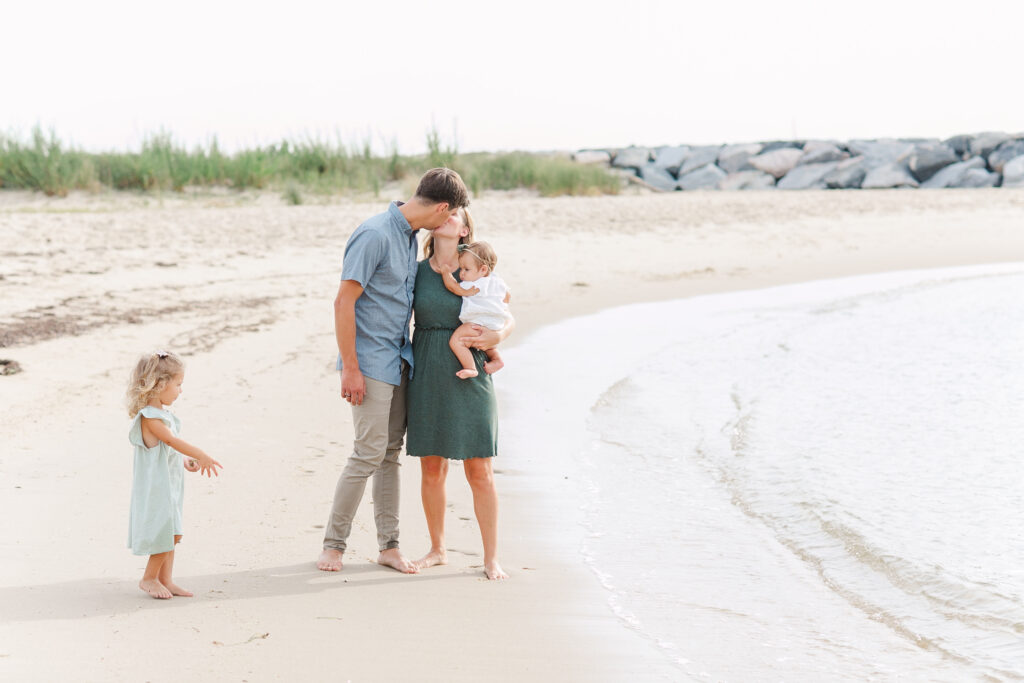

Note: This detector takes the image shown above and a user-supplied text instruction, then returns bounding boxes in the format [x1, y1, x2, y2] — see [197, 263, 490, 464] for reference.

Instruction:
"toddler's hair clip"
[155, 350, 169, 359]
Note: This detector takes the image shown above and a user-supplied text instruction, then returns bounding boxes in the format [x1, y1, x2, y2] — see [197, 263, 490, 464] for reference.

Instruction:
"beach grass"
[0, 126, 620, 198]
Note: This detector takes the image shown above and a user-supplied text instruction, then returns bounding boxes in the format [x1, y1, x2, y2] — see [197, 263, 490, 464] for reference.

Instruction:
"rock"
[906, 143, 959, 182]
[611, 147, 651, 169]
[969, 132, 1012, 158]
[861, 162, 919, 189]
[639, 164, 679, 192]
[944, 134, 972, 158]
[824, 157, 868, 189]
[921, 157, 986, 189]
[679, 146, 722, 176]
[846, 139, 914, 166]
[988, 140, 1024, 172]
[760, 141, 803, 153]
[1002, 155, 1024, 187]
[717, 143, 763, 174]
[652, 146, 690, 175]
[777, 161, 840, 190]
[677, 164, 726, 191]
[953, 168, 999, 188]
[573, 150, 612, 165]
[798, 141, 847, 165]
[748, 148, 803, 179]
[718, 170, 776, 190]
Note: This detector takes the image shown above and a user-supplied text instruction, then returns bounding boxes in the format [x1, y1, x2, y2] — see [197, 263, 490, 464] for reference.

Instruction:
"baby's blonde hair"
[126, 351, 184, 417]
[458, 241, 498, 274]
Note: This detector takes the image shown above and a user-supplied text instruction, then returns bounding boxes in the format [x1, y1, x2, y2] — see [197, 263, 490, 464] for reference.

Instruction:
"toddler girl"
[441, 241, 511, 379]
[126, 350, 222, 599]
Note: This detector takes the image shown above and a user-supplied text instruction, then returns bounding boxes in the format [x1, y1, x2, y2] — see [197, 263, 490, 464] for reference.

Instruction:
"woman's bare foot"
[139, 578, 173, 599]
[456, 368, 478, 379]
[413, 548, 448, 570]
[317, 548, 344, 572]
[162, 582, 194, 597]
[377, 548, 419, 574]
[484, 560, 509, 581]
[483, 359, 504, 374]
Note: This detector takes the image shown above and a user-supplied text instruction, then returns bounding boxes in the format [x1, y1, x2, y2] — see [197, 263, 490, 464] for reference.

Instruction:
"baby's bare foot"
[139, 578, 172, 599]
[317, 548, 344, 572]
[456, 368, 478, 379]
[163, 582, 194, 597]
[413, 549, 448, 570]
[377, 548, 419, 574]
[484, 560, 509, 581]
[483, 359, 504, 375]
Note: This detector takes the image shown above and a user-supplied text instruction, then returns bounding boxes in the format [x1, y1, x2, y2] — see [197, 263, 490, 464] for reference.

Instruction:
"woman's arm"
[142, 417, 223, 477]
[457, 314, 515, 351]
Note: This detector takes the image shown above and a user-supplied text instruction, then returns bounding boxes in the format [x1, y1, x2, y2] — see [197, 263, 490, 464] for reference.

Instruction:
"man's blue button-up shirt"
[336, 201, 418, 385]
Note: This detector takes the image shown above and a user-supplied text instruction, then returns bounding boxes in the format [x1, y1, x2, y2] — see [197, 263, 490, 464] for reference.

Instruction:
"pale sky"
[4, 0, 1022, 154]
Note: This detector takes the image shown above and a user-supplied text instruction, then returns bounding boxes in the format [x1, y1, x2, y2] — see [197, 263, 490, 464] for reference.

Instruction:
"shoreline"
[2, 190, 1024, 680]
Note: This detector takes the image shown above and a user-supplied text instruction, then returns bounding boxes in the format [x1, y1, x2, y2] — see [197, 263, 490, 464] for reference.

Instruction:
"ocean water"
[501, 263, 1024, 680]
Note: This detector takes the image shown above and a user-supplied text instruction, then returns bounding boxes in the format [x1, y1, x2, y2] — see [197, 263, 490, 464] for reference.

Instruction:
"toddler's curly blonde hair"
[126, 351, 184, 417]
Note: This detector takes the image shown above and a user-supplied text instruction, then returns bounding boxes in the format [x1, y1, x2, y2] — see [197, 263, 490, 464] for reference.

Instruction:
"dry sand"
[1, 187, 1022, 681]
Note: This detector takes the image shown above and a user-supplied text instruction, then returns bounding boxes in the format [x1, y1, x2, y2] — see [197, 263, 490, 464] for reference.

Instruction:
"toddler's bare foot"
[317, 548, 344, 572]
[413, 548, 448, 570]
[484, 560, 509, 581]
[456, 368, 478, 379]
[483, 359, 504, 375]
[377, 548, 419, 574]
[139, 578, 173, 599]
[163, 582, 194, 597]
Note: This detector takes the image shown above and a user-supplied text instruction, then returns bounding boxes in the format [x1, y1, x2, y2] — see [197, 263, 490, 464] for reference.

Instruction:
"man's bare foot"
[484, 560, 509, 581]
[317, 548, 344, 572]
[377, 548, 419, 574]
[162, 582, 194, 597]
[413, 548, 448, 570]
[483, 359, 504, 375]
[456, 368, 478, 379]
[139, 578, 173, 599]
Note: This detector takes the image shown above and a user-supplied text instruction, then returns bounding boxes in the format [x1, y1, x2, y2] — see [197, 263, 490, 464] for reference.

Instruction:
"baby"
[441, 241, 511, 379]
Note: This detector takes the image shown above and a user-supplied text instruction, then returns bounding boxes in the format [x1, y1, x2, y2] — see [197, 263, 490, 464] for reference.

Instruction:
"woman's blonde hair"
[458, 241, 498, 273]
[423, 206, 475, 260]
[126, 351, 184, 417]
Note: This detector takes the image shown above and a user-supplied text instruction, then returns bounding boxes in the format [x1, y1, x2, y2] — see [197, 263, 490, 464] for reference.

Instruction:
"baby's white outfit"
[459, 275, 510, 331]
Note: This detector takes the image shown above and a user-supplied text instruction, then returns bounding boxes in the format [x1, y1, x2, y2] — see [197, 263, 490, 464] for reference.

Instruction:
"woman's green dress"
[407, 260, 498, 460]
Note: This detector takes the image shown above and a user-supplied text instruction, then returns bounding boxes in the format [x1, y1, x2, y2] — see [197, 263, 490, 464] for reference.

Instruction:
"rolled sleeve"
[341, 229, 386, 287]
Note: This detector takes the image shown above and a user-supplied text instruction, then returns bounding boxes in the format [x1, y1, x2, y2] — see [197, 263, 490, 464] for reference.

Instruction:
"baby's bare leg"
[483, 348, 504, 375]
[450, 324, 479, 379]
[158, 535, 193, 597]
[140, 551, 173, 599]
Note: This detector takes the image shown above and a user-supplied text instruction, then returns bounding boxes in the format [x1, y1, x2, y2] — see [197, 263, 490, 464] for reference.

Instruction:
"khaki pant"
[323, 366, 407, 553]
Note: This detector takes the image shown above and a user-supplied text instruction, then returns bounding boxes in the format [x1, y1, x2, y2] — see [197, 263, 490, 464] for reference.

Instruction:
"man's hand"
[341, 366, 367, 406]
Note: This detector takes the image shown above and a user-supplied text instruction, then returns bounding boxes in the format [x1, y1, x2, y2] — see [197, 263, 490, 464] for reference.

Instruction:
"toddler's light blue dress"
[127, 406, 184, 555]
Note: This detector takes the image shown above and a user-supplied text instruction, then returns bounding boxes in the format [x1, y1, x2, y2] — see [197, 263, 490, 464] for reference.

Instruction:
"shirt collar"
[389, 201, 415, 237]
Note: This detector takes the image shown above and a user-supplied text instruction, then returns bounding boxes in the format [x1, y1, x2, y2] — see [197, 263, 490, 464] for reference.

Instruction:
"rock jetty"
[576, 133, 1024, 190]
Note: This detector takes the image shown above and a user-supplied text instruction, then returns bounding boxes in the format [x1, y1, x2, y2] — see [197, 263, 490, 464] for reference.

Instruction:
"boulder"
[1002, 155, 1024, 187]
[760, 141, 803, 153]
[921, 157, 986, 189]
[718, 170, 776, 191]
[611, 147, 651, 169]
[798, 141, 847, 165]
[988, 140, 1024, 172]
[861, 162, 919, 189]
[944, 134, 972, 158]
[679, 146, 723, 176]
[969, 132, 1012, 159]
[847, 139, 915, 166]
[748, 148, 803, 179]
[906, 143, 958, 182]
[639, 164, 679, 192]
[953, 168, 999, 188]
[777, 161, 841, 190]
[652, 146, 690, 175]
[573, 150, 612, 165]
[824, 157, 868, 189]
[677, 164, 726, 191]
[717, 143, 763, 174]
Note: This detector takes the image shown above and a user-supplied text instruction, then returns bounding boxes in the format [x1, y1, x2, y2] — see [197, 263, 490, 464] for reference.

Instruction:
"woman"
[406, 207, 513, 580]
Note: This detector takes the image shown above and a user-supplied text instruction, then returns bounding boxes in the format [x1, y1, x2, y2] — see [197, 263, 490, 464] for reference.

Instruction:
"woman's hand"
[458, 325, 503, 351]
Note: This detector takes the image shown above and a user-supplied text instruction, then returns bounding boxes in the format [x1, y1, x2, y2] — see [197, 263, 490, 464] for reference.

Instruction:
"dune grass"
[0, 126, 620, 198]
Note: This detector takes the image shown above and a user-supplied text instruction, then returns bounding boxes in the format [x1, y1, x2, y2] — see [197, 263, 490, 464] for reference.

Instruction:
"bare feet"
[377, 548, 419, 574]
[483, 359, 504, 375]
[484, 560, 509, 581]
[317, 548, 344, 572]
[413, 548, 448, 570]
[456, 368, 478, 379]
[162, 582, 194, 597]
[139, 578, 173, 599]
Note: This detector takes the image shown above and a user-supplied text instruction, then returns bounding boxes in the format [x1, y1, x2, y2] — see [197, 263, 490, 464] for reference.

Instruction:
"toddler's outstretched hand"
[192, 452, 223, 478]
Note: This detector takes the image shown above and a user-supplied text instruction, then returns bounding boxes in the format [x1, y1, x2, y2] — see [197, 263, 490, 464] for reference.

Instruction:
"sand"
[1, 187, 1022, 681]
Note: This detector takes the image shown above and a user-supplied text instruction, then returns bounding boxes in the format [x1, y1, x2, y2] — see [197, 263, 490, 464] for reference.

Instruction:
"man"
[317, 168, 470, 574]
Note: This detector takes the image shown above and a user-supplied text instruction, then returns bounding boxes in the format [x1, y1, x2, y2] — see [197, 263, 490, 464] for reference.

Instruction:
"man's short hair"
[415, 168, 470, 209]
